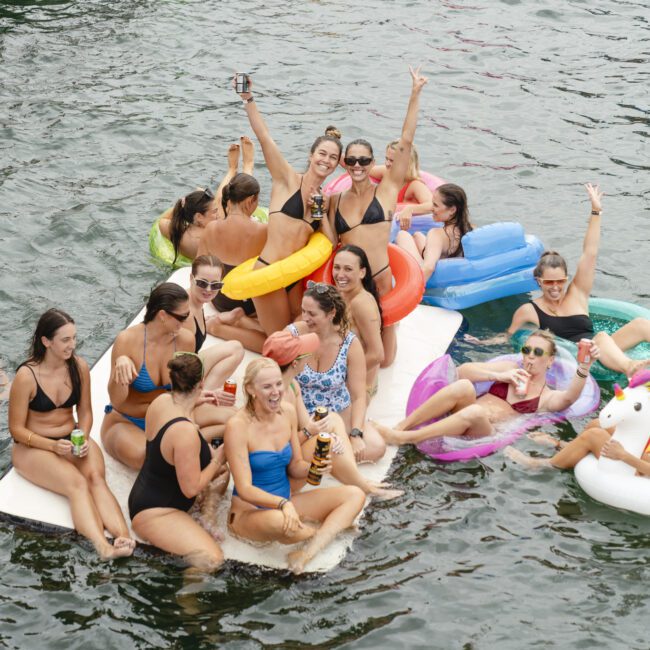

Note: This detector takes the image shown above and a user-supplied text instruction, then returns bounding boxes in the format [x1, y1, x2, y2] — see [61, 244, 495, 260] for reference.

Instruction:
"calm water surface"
[1, 0, 649, 647]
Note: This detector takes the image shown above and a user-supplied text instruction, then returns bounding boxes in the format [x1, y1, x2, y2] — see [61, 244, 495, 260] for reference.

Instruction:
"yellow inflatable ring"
[222, 232, 333, 300]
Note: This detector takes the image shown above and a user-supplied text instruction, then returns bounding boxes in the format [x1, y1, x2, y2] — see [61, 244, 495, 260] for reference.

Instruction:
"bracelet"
[576, 368, 588, 378]
[350, 427, 364, 439]
[242, 97, 254, 105]
[302, 427, 313, 440]
[277, 498, 288, 510]
[591, 210, 602, 216]
[27, 432, 34, 448]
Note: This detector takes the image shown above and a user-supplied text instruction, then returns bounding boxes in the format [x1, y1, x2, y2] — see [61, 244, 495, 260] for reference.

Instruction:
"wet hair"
[335, 244, 383, 330]
[191, 254, 224, 278]
[525, 329, 557, 357]
[143, 282, 189, 324]
[436, 183, 473, 258]
[387, 140, 420, 181]
[221, 173, 260, 217]
[25, 308, 81, 403]
[304, 283, 350, 338]
[167, 353, 203, 394]
[533, 251, 568, 279]
[345, 139, 374, 159]
[310, 127, 343, 157]
[169, 189, 214, 263]
[243, 357, 280, 418]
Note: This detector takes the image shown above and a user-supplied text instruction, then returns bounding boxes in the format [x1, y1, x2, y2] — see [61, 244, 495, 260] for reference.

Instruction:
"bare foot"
[371, 420, 408, 446]
[626, 358, 650, 378]
[215, 307, 246, 327]
[0, 368, 10, 401]
[241, 136, 254, 174]
[287, 549, 309, 575]
[367, 480, 392, 489]
[504, 446, 552, 470]
[527, 431, 563, 448]
[98, 537, 135, 560]
[369, 487, 404, 502]
[227, 143, 240, 172]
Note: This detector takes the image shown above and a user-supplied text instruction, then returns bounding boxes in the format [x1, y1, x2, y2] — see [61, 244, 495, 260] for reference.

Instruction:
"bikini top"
[397, 181, 412, 204]
[268, 177, 319, 232]
[20, 363, 80, 412]
[530, 302, 594, 343]
[131, 327, 173, 393]
[487, 381, 542, 415]
[335, 188, 390, 235]
[232, 442, 292, 500]
[194, 315, 206, 353]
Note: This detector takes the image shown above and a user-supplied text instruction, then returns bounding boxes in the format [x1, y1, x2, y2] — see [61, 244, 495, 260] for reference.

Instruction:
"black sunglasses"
[166, 310, 191, 322]
[344, 156, 373, 167]
[194, 278, 223, 291]
[306, 280, 330, 294]
[521, 345, 550, 357]
[200, 187, 215, 200]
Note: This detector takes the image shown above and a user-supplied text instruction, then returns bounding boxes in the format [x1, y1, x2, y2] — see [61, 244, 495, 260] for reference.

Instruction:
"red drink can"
[223, 380, 237, 396]
[577, 339, 591, 364]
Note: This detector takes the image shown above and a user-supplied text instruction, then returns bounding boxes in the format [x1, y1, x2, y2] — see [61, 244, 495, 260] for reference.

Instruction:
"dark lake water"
[1, 0, 649, 647]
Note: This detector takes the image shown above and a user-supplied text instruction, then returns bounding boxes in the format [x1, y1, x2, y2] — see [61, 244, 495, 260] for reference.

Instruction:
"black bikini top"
[194, 315, 207, 353]
[20, 363, 80, 412]
[268, 177, 319, 232]
[334, 189, 390, 235]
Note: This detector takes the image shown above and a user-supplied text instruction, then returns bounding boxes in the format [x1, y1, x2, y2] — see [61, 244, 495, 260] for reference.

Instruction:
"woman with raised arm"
[129, 352, 227, 571]
[375, 330, 597, 446]
[225, 357, 365, 574]
[9, 309, 135, 560]
[332, 245, 384, 399]
[466, 184, 650, 376]
[395, 183, 473, 283]
[234, 77, 341, 335]
[327, 66, 427, 366]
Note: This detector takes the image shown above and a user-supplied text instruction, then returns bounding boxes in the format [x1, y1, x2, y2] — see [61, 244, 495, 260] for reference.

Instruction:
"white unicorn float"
[575, 370, 650, 515]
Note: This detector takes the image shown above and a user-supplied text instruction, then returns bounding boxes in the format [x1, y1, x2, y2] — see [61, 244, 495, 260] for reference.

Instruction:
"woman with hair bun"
[234, 75, 341, 335]
[287, 282, 386, 462]
[129, 352, 227, 571]
[9, 309, 135, 560]
[395, 183, 473, 283]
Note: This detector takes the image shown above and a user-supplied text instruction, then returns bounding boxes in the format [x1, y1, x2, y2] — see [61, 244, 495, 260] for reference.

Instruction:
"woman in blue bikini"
[225, 357, 365, 574]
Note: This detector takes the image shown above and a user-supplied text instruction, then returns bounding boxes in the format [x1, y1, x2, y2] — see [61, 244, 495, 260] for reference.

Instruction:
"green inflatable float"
[149, 207, 269, 269]
[512, 297, 650, 383]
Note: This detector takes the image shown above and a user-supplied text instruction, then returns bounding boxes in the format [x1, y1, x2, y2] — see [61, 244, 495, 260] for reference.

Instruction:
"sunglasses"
[194, 278, 223, 291]
[306, 280, 330, 294]
[521, 345, 551, 357]
[344, 156, 373, 167]
[295, 352, 312, 361]
[172, 351, 205, 378]
[539, 278, 568, 286]
[166, 310, 191, 322]
[200, 187, 215, 200]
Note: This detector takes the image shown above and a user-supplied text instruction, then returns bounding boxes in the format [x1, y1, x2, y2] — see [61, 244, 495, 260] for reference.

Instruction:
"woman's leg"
[12, 444, 134, 559]
[199, 340, 244, 391]
[241, 135, 255, 175]
[594, 318, 650, 376]
[192, 405, 237, 442]
[359, 420, 386, 462]
[421, 229, 443, 283]
[288, 485, 366, 574]
[374, 266, 398, 368]
[100, 410, 146, 470]
[251, 289, 292, 336]
[213, 143, 240, 219]
[395, 231, 424, 266]
[206, 320, 266, 353]
[133, 508, 223, 571]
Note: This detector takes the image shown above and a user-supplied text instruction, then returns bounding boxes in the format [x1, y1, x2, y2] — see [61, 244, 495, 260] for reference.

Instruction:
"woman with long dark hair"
[9, 308, 135, 559]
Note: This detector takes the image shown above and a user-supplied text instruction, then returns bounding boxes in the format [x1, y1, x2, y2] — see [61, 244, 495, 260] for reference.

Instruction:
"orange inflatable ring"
[308, 244, 424, 327]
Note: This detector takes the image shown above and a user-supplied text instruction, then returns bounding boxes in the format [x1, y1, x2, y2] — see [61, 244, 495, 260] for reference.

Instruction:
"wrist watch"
[349, 427, 364, 439]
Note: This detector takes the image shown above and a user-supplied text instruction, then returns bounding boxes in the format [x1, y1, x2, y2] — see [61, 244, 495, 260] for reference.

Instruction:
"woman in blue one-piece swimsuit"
[224, 357, 365, 574]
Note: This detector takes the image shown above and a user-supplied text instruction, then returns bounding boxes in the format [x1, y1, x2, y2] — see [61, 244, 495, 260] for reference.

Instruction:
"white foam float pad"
[0, 267, 462, 571]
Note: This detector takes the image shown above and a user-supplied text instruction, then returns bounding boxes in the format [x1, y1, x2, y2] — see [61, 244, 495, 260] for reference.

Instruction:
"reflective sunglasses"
[172, 351, 205, 378]
[166, 310, 191, 322]
[521, 345, 551, 357]
[344, 156, 373, 167]
[306, 280, 331, 294]
[194, 278, 223, 291]
[539, 277, 568, 286]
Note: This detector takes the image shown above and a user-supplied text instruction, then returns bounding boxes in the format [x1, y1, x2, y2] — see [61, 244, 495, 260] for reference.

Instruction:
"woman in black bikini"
[129, 352, 227, 571]
[374, 330, 596, 446]
[467, 183, 650, 377]
[8, 309, 135, 560]
[327, 66, 428, 366]
[234, 76, 341, 335]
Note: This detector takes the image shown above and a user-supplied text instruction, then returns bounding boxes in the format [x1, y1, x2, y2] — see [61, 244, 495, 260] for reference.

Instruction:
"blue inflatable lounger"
[421, 222, 544, 310]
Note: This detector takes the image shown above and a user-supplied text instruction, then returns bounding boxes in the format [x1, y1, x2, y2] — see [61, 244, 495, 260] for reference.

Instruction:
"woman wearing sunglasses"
[197, 173, 269, 353]
[129, 352, 228, 571]
[288, 282, 386, 463]
[9, 309, 135, 560]
[234, 76, 341, 336]
[467, 183, 650, 377]
[374, 330, 598, 446]
[225, 357, 366, 574]
[101, 283, 197, 469]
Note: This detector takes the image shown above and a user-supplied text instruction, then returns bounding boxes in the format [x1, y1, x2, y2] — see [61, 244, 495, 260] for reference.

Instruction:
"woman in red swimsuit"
[374, 330, 598, 446]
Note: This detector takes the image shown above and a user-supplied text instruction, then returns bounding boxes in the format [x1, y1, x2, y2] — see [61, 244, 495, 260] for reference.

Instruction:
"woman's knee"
[342, 485, 366, 510]
[451, 378, 476, 400]
[458, 403, 487, 427]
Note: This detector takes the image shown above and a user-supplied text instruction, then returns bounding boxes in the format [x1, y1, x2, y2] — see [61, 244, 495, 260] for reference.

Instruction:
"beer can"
[235, 72, 249, 93]
[313, 406, 328, 422]
[311, 194, 324, 220]
[306, 432, 331, 486]
[577, 339, 591, 364]
[514, 375, 530, 397]
[223, 380, 237, 396]
[70, 428, 85, 457]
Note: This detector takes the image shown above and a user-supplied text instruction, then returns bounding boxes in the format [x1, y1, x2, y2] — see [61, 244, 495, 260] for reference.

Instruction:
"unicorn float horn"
[613, 383, 625, 400]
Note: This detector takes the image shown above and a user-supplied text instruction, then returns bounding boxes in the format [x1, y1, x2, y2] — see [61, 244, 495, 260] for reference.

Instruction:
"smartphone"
[235, 72, 249, 93]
